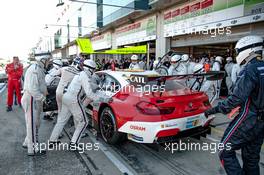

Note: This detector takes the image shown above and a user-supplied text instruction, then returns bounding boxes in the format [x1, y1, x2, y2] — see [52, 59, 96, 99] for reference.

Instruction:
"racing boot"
[22, 140, 27, 149]
[43, 114, 53, 121]
[6, 106, 12, 112]
[27, 143, 46, 156]
[27, 150, 47, 156]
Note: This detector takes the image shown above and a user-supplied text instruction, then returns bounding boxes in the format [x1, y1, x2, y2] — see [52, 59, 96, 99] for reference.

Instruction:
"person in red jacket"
[5, 56, 23, 111]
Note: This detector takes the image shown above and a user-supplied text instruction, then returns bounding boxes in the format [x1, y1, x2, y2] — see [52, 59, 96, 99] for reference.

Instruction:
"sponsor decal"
[130, 125, 146, 131]
[128, 134, 144, 142]
[161, 121, 179, 128]
[129, 75, 147, 85]
[186, 116, 200, 129]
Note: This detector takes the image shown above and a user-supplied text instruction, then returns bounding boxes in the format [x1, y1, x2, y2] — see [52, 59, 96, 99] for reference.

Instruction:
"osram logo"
[130, 125, 146, 131]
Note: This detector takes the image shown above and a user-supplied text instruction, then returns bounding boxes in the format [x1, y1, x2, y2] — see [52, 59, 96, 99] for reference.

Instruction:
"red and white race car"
[84, 70, 219, 144]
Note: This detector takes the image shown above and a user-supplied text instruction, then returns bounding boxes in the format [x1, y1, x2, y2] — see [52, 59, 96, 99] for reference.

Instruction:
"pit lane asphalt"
[0, 88, 263, 175]
[0, 90, 122, 175]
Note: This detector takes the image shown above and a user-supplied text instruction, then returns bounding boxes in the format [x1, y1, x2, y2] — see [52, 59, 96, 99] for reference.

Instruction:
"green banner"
[103, 45, 147, 54]
[77, 38, 147, 54]
[76, 38, 94, 54]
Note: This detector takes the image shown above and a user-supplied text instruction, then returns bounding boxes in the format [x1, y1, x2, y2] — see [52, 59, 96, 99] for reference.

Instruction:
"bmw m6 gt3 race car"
[43, 68, 224, 145]
[89, 70, 225, 144]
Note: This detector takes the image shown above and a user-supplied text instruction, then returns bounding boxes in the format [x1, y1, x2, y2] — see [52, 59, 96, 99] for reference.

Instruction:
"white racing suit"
[21, 63, 47, 154]
[139, 61, 146, 70]
[191, 76, 217, 104]
[231, 63, 241, 89]
[168, 63, 187, 75]
[200, 80, 217, 104]
[212, 61, 221, 99]
[168, 63, 187, 86]
[224, 62, 234, 95]
[129, 62, 140, 70]
[50, 71, 104, 144]
[45, 67, 61, 86]
[45, 67, 61, 117]
[190, 63, 216, 104]
[186, 61, 197, 87]
[56, 66, 80, 113]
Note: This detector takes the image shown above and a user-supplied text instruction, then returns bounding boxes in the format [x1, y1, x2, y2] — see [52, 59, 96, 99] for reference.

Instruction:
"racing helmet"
[83, 59, 96, 74]
[72, 57, 84, 71]
[131, 55, 138, 62]
[226, 57, 233, 62]
[181, 54, 189, 62]
[235, 35, 263, 65]
[35, 56, 50, 69]
[215, 56, 223, 64]
[72, 57, 81, 66]
[52, 59, 63, 69]
[193, 64, 204, 74]
[170, 54, 181, 63]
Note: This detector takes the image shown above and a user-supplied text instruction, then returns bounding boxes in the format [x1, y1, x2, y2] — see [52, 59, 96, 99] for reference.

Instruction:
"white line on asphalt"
[88, 133, 135, 175]
[0, 83, 6, 94]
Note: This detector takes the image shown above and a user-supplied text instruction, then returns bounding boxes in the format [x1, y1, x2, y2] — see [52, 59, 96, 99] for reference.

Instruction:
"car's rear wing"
[129, 71, 225, 86]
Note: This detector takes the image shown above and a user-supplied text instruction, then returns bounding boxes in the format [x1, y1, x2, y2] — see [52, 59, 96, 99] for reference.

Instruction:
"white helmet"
[170, 54, 181, 62]
[215, 56, 223, 64]
[235, 35, 263, 65]
[226, 57, 233, 62]
[52, 59, 63, 69]
[181, 54, 189, 62]
[131, 55, 138, 61]
[83, 59, 96, 74]
[193, 64, 204, 74]
[35, 56, 50, 69]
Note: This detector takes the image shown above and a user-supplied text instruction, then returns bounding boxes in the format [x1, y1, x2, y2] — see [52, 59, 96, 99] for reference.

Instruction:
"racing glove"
[204, 107, 219, 118]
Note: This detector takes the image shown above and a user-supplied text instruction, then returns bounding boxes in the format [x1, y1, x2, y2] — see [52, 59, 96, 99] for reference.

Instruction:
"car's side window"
[98, 74, 120, 93]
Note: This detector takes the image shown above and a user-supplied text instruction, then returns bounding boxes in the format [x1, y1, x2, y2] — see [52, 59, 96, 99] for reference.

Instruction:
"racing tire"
[99, 107, 125, 144]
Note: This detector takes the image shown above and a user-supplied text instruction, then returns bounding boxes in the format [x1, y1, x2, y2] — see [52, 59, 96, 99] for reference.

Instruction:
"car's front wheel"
[100, 107, 125, 144]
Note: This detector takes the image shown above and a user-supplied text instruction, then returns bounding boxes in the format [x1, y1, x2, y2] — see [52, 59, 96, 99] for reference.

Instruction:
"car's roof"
[97, 70, 160, 87]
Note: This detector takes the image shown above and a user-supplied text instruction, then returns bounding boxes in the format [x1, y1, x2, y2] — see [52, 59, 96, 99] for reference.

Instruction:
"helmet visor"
[236, 42, 263, 55]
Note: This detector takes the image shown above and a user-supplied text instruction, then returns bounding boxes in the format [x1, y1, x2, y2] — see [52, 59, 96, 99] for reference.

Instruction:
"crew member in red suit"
[5, 56, 23, 111]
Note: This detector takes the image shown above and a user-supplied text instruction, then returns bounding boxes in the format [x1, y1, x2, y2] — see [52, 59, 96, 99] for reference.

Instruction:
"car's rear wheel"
[100, 107, 125, 144]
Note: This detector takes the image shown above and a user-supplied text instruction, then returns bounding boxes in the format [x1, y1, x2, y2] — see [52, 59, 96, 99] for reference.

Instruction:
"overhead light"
[56, 0, 64, 7]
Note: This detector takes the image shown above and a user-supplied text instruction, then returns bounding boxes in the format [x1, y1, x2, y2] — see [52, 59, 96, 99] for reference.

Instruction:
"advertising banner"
[164, 0, 264, 37]
[76, 38, 94, 54]
[116, 16, 156, 46]
[77, 38, 147, 54]
[91, 32, 112, 51]
[104, 45, 147, 54]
